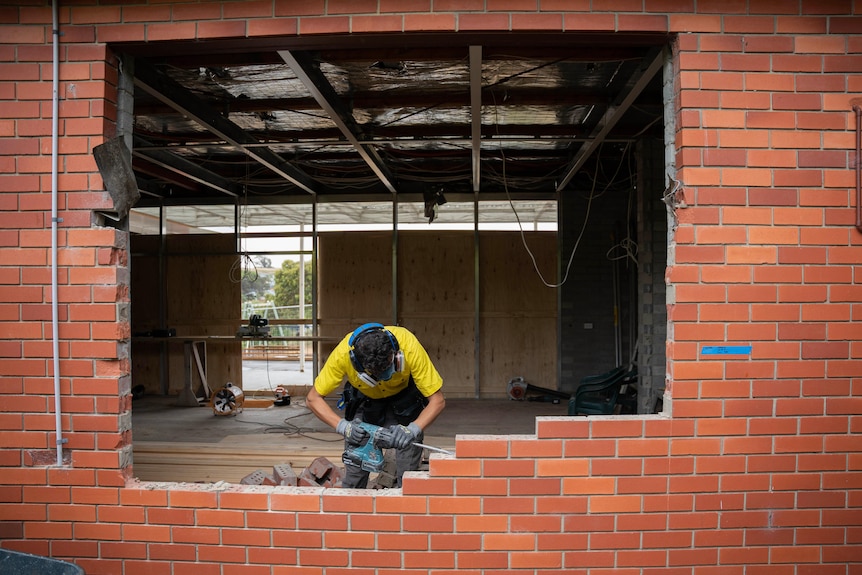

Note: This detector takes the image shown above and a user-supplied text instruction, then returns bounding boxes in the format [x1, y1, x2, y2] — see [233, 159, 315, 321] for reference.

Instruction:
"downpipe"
[51, 0, 66, 466]
[854, 105, 861, 234]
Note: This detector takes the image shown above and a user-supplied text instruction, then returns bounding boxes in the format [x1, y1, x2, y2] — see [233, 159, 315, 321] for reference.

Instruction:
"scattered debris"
[298, 457, 343, 488]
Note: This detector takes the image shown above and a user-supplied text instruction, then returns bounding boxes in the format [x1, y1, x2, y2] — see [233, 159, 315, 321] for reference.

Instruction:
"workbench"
[132, 335, 340, 406]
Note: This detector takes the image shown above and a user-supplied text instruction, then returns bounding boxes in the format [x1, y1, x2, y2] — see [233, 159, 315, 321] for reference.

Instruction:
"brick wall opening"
[120, 30, 673, 484]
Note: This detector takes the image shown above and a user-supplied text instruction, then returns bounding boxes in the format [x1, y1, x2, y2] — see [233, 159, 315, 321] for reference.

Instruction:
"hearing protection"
[348, 323, 403, 387]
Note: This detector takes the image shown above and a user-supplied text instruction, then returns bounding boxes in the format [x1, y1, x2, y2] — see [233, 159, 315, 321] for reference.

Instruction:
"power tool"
[342, 422, 396, 472]
[237, 314, 270, 338]
[342, 422, 453, 472]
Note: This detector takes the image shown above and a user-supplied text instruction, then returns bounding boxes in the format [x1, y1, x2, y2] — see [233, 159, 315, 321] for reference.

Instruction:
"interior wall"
[318, 229, 557, 398]
[130, 228, 557, 400]
[131, 234, 241, 396]
[558, 180, 638, 393]
[637, 138, 670, 414]
[478, 232, 558, 396]
[398, 232, 476, 397]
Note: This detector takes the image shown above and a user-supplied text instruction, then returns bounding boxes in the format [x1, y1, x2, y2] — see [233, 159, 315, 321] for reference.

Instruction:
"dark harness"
[342, 377, 428, 426]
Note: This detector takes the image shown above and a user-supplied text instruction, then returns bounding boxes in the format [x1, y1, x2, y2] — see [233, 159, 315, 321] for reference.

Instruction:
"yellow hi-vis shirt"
[313, 325, 443, 400]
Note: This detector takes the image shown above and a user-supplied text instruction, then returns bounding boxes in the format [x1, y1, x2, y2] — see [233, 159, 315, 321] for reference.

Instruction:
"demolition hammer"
[342, 421, 453, 472]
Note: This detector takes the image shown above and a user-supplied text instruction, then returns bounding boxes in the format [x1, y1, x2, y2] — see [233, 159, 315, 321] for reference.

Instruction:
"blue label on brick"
[701, 345, 752, 355]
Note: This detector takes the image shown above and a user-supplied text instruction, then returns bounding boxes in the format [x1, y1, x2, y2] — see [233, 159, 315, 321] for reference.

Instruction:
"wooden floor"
[131, 394, 569, 484]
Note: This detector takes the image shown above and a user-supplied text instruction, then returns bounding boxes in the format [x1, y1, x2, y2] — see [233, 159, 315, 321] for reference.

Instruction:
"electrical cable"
[605, 146, 639, 267]
[249, 345, 276, 400]
[492, 95, 598, 288]
[229, 175, 260, 284]
[233, 398, 343, 442]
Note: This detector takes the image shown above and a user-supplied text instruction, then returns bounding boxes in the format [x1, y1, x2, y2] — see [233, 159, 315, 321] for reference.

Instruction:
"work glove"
[336, 419, 369, 445]
[389, 422, 422, 450]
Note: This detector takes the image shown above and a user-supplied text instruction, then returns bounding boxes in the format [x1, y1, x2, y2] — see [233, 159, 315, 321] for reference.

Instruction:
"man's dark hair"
[354, 330, 395, 375]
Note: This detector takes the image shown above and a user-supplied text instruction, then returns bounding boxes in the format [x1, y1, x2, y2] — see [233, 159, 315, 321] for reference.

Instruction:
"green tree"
[273, 259, 313, 318]
[241, 256, 274, 302]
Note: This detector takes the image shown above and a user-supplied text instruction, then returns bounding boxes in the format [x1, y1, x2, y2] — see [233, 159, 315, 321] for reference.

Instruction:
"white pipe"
[51, 0, 65, 467]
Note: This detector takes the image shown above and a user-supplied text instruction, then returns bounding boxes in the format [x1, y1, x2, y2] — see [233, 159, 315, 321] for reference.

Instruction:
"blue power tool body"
[341, 422, 396, 472]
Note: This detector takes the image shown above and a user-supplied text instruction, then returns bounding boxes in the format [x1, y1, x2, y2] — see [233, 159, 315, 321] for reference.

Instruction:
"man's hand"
[389, 422, 422, 449]
[336, 419, 369, 445]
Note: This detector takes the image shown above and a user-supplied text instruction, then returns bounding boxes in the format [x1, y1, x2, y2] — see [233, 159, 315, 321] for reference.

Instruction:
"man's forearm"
[413, 391, 445, 430]
[306, 387, 343, 429]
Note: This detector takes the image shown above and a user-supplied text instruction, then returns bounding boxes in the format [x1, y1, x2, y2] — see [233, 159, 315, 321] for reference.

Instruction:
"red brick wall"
[2, 2, 861, 574]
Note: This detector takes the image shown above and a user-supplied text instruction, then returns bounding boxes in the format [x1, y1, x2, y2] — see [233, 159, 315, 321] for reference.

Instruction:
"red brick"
[589, 495, 642, 514]
[404, 13, 456, 30]
[69, 6, 120, 24]
[0, 25, 45, 43]
[146, 22, 197, 41]
[590, 420, 643, 439]
[603, 0, 660, 13]
[75, 522, 121, 541]
[351, 15, 403, 32]
[96, 24, 146, 43]
[380, 0, 430, 12]
[535, 0, 588, 7]
[669, 14, 722, 32]
[830, 16, 862, 34]
[457, 513, 509, 533]
[197, 20, 247, 38]
[681, 89, 720, 110]
[511, 13, 562, 30]
[724, 15, 776, 33]
[618, 14, 668, 32]
[592, 457, 644, 477]
[298, 16, 350, 34]
[563, 13, 615, 31]
[275, 0, 325, 16]
[459, 13, 511, 30]
[777, 15, 828, 33]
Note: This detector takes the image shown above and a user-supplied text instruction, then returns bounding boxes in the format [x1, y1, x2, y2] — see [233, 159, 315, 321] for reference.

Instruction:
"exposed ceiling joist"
[555, 46, 665, 192]
[132, 58, 318, 195]
[128, 34, 667, 215]
[470, 45, 482, 194]
[132, 137, 241, 197]
[134, 91, 619, 117]
[279, 50, 398, 194]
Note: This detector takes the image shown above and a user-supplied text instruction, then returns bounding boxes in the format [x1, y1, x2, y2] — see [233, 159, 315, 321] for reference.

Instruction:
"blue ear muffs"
[349, 323, 402, 386]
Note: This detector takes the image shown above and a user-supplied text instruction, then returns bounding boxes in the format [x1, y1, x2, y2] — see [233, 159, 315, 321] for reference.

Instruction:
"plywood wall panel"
[479, 316, 557, 398]
[398, 233, 475, 314]
[399, 316, 475, 398]
[317, 231, 392, 329]
[317, 229, 557, 398]
[398, 232, 475, 397]
[478, 232, 557, 397]
[480, 232, 557, 313]
[131, 234, 241, 396]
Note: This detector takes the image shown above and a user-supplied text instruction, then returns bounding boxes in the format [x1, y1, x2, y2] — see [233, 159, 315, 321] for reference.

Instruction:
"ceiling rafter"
[470, 45, 482, 194]
[133, 58, 318, 195]
[132, 137, 241, 197]
[134, 91, 623, 117]
[556, 46, 665, 192]
[278, 50, 398, 194]
[128, 34, 668, 213]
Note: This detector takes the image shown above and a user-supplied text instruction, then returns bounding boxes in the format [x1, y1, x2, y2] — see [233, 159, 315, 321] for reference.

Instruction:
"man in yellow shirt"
[306, 323, 446, 488]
